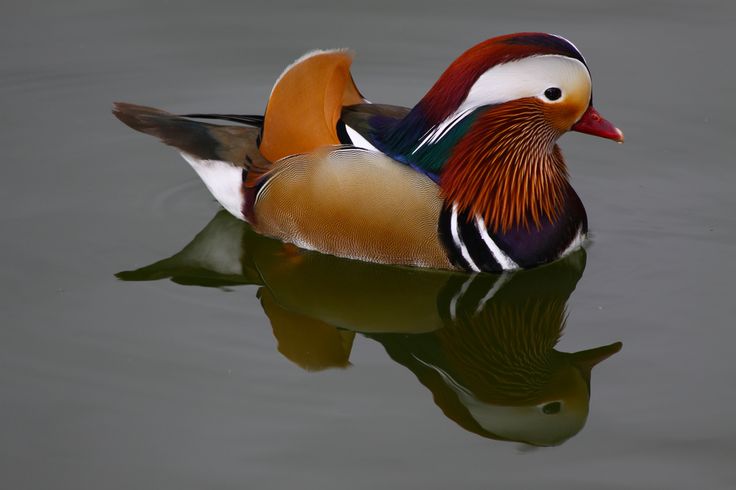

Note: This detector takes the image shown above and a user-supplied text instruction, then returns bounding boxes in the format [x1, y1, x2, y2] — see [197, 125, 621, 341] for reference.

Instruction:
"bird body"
[114, 33, 622, 273]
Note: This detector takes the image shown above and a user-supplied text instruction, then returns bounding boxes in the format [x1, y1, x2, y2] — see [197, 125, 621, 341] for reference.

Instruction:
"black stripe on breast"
[454, 209, 502, 273]
[438, 205, 504, 273]
[438, 205, 472, 271]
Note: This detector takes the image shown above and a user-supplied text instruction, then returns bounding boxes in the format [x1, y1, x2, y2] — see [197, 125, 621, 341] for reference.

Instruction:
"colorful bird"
[114, 32, 623, 273]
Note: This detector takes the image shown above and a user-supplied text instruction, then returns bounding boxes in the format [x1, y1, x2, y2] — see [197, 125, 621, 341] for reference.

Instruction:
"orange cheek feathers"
[546, 98, 589, 133]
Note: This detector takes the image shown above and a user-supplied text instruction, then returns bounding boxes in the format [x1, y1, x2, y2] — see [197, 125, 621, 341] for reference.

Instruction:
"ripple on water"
[138, 177, 255, 310]
[150, 177, 218, 222]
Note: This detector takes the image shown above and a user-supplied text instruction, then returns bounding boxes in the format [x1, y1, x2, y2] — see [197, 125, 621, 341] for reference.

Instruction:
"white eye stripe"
[464, 54, 590, 108]
[412, 55, 590, 153]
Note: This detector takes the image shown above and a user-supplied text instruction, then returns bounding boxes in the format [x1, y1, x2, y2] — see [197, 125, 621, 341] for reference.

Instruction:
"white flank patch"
[180, 153, 244, 220]
[475, 216, 519, 271]
[559, 226, 586, 258]
[345, 125, 379, 152]
[451, 204, 481, 272]
[414, 55, 591, 153]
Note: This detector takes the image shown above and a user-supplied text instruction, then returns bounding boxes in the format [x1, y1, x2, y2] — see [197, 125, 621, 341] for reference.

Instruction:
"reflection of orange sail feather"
[260, 288, 355, 371]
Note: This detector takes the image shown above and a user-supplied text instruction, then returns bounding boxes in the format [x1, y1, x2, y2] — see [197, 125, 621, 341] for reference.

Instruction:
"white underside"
[180, 152, 244, 220]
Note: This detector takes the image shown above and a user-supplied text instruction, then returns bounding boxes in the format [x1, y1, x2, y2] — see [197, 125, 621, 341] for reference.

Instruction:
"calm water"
[2, 1, 735, 488]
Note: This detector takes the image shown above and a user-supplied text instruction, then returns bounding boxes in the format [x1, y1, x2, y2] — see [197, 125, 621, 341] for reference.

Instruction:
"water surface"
[2, 1, 735, 489]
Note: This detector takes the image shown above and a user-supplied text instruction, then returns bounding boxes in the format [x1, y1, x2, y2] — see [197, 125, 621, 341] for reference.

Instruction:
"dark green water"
[2, 1, 734, 488]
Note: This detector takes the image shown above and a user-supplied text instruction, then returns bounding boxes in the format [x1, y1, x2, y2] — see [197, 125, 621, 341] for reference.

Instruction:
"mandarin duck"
[114, 32, 623, 273]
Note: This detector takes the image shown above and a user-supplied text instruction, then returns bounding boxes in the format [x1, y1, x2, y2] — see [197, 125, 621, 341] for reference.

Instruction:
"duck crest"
[418, 33, 587, 124]
[398, 33, 587, 130]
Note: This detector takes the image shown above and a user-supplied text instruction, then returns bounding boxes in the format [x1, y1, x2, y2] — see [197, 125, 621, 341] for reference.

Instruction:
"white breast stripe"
[475, 216, 519, 271]
[559, 225, 586, 258]
[451, 204, 481, 272]
[345, 125, 379, 152]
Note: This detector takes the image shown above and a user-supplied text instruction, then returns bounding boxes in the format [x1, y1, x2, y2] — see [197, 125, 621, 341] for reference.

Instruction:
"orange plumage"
[440, 99, 568, 232]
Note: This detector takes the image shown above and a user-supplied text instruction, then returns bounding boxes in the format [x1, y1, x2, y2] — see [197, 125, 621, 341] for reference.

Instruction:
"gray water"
[2, 1, 735, 489]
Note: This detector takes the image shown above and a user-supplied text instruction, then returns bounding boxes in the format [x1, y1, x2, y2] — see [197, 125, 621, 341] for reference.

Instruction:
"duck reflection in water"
[118, 210, 621, 447]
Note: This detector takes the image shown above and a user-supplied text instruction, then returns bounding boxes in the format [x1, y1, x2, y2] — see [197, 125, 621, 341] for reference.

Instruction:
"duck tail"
[112, 102, 272, 220]
[112, 102, 263, 166]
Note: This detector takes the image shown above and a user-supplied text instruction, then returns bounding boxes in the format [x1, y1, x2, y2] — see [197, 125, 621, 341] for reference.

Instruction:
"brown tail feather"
[112, 102, 267, 168]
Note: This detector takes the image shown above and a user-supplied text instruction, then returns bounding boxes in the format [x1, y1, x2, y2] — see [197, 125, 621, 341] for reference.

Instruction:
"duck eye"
[542, 401, 562, 414]
[544, 87, 562, 101]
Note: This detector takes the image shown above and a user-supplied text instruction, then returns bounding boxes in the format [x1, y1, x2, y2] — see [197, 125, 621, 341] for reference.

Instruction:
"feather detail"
[440, 99, 568, 232]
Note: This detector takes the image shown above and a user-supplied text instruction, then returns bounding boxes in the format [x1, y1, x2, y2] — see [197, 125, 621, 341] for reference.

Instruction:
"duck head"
[383, 32, 623, 232]
[414, 32, 622, 143]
